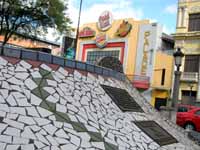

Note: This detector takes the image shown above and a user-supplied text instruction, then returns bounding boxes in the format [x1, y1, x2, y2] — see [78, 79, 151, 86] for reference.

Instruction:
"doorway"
[155, 98, 167, 111]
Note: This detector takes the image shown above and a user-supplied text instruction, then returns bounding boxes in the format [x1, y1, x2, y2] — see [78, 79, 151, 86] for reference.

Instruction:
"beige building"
[174, 0, 200, 104]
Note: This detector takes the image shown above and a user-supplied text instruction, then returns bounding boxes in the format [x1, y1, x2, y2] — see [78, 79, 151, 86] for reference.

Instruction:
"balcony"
[181, 72, 199, 82]
[127, 75, 150, 90]
[179, 0, 199, 3]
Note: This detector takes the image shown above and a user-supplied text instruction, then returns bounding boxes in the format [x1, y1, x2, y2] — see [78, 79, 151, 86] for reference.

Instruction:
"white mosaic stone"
[40, 129, 48, 135]
[47, 79, 57, 87]
[6, 144, 20, 150]
[55, 129, 69, 139]
[3, 118, 24, 129]
[15, 97, 31, 107]
[34, 117, 51, 126]
[43, 124, 58, 135]
[58, 67, 68, 76]
[21, 126, 36, 140]
[55, 137, 69, 145]
[0, 142, 6, 149]
[30, 94, 42, 106]
[13, 137, 29, 144]
[20, 60, 32, 69]
[15, 66, 27, 72]
[0, 95, 5, 103]
[18, 115, 36, 125]
[0, 76, 6, 81]
[21, 144, 35, 150]
[15, 72, 29, 80]
[64, 123, 73, 129]
[52, 74, 62, 83]
[26, 106, 40, 117]
[22, 88, 31, 99]
[60, 143, 77, 150]
[7, 77, 24, 85]
[7, 113, 18, 120]
[0, 123, 8, 133]
[0, 89, 9, 99]
[69, 134, 81, 146]
[0, 57, 8, 66]
[68, 104, 78, 113]
[4, 127, 21, 136]
[35, 133, 50, 145]
[51, 146, 60, 150]
[30, 125, 41, 132]
[11, 85, 22, 92]
[10, 107, 26, 115]
[77, 132, 91, 141]
[56, 104, 67, 113]
[56, 88, 65, 97]
[37, 107, 53, 118]
[60, 97, 67, 105]
[48, 115, 56, 121]
[81, 140, 92, 148]
[34, 141, 46, 149]
[46, 95, 59, 103]
[42, 146, 51, 150]
[43, 87, 56, 94]
[46, 135, 59, 146]
[6, 95, 17, 106]
[40, 64, 52, 72]
[65, 96, 74, 103]
[85, 125, 99, 132]
[24, 78, 37, 90]
[4, 73, 12, 78]
[2, 81, 10, 89]
[91, 142, 105, 149]
[0, 135, 12, 143]
[54, 71, 65, 80]
[31, 71, 42, 78]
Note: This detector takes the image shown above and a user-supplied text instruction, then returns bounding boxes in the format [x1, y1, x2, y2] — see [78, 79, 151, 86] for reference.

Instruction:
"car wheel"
[185, 123, 195, 131]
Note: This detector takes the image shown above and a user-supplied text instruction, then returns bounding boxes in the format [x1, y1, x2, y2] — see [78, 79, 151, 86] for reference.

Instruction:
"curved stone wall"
[0, 56, 198, 150]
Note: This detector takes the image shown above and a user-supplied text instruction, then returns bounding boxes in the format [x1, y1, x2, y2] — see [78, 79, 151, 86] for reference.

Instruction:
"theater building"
[76, 11, 174, 109]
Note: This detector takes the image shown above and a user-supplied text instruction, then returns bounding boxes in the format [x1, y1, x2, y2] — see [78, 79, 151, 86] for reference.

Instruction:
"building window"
[188, 13, 200, 32]
[182, 90, 197, 97]
[184, 55, 199, 72]
[86, 50, 120, 65]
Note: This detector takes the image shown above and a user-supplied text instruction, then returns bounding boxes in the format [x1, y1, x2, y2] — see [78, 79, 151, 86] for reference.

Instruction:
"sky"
[67, 0, 178, 34]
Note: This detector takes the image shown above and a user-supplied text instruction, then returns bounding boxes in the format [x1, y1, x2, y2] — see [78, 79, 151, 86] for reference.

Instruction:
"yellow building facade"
[76, 11, 174, 109]
[174, 0, 200, 104]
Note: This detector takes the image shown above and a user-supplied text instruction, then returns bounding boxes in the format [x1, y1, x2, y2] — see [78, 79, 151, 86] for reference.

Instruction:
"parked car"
[176, 105, 200, 131]
[177, 104, 197, 112]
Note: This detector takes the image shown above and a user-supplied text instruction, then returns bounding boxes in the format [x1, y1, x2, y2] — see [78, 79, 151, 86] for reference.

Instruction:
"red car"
[176, 105, 200, 131]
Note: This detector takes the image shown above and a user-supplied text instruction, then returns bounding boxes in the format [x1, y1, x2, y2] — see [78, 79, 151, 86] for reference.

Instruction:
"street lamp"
[171, 48, 184, 108]
[74, 0, 83, 55]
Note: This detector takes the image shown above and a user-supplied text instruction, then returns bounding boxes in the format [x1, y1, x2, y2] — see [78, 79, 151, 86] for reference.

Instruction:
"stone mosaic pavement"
[0, 56, 198, 150]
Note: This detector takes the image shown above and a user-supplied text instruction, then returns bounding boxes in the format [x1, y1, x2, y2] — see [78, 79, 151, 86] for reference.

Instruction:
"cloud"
[68, 0, 143, 27]
[164, 4, 177, 14]
[163, 25, 175, 34]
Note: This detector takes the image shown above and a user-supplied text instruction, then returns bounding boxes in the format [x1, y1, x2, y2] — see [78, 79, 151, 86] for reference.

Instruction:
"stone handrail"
[0, 46, 126, 81]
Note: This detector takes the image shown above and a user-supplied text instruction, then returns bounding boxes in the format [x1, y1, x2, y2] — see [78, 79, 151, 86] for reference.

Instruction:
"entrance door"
[181, 90, 196, 105]
[155, 98, 167, 111]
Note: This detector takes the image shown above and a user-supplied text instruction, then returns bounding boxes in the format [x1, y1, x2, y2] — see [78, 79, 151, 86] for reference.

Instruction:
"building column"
[197, 60, 200, 102]
[183, 7, 188, 27]
[177, 7, 182, 28]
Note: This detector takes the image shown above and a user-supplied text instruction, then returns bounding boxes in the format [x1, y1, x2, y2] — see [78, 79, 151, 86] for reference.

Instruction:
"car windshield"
[177, 107, 188, 112]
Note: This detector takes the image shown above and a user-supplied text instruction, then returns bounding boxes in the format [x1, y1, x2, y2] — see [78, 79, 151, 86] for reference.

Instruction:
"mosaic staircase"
[0, 51, 199, 150]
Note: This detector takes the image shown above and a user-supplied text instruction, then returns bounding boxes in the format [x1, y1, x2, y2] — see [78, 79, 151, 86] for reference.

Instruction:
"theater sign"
[97, 11, 113, 31]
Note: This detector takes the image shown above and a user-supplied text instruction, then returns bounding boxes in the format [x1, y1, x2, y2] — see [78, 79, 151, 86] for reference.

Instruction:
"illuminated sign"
[116, 20, 132, 37]
[97, 11, 113, 31]
[95, 33, 108, 48]
[79, 27, 96, 38]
